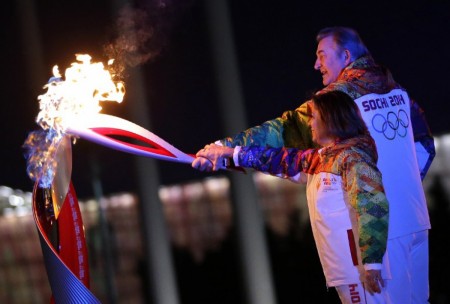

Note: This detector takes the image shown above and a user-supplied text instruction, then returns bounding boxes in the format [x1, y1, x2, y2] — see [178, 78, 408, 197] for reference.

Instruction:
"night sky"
[2, 0, 450, 198]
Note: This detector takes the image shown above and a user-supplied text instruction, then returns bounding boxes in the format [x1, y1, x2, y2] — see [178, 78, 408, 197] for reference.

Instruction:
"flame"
[36, 54, 125, 137]
[25, 54, 125, 189]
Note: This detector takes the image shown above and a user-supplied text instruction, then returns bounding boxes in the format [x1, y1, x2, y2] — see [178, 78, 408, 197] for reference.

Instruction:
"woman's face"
[310, 103, 333, 146]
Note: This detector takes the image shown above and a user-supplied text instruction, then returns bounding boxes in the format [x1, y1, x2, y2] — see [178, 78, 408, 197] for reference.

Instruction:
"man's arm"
[219, 101, 315, 150]
[410, 99, 436, 179]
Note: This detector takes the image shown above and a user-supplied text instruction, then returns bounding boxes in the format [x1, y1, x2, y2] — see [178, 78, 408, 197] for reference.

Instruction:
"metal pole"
[204, 1, 277, 304]
[15, 0, 46, 97]
[90, 155, 118, 304]
[126, 66, 180, 304]
[107, 2, 181, 303]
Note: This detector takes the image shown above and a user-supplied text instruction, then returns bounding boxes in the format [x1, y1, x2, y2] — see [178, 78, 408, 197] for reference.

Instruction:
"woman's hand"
[191, 156, 214, 172]
[364, 269, 384, 295]
[191, 144, 234, 171]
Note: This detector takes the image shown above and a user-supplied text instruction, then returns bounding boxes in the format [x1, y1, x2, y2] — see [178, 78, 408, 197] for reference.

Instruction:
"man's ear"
[344, 49, 352, 65]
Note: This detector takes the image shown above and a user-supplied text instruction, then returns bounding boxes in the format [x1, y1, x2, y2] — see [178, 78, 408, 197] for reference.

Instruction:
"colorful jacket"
[221, 56, 433, 239]
[220, 56, 435, 179]
[236, 134, 389, 286]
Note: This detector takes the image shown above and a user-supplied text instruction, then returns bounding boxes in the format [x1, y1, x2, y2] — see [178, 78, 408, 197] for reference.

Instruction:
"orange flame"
[25, 54, 126, 199]
[36, 54, 125, 137]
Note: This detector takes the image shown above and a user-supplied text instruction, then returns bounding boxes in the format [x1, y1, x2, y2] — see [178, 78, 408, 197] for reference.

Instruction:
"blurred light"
[0, 186, 13, 197]
[9, 194, 25, 206]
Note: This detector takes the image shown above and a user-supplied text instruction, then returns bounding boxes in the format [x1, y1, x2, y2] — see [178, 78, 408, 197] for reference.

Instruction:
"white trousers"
[385, 230, 429, 304]
[336, 230, 429, 304]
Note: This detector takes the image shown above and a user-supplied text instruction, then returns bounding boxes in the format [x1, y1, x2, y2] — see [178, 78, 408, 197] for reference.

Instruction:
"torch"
[25, 54, 196, 303]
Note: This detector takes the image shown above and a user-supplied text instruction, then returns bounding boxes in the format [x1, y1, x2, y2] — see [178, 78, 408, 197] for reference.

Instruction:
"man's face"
[314, 36, 348, 86]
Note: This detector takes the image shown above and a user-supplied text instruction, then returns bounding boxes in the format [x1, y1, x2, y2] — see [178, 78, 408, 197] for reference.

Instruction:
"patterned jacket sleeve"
[410, 98, 436, 179]
[219, 102, 315, 150]
[236, 146, 309, 177]
[341, 149, 389, 265]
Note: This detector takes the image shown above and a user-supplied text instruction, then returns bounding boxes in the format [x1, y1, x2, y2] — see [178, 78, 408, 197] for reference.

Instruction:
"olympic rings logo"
[371, 109, 409, 140]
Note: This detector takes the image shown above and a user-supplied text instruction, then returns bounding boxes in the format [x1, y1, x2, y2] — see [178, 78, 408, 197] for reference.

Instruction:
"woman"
[193, 91, 390, 303]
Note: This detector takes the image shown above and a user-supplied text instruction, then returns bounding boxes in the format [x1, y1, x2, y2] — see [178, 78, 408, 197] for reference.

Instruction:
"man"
[193, 27, 435, 303]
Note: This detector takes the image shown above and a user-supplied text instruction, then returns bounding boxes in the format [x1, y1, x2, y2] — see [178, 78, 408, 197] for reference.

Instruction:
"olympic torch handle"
[67, 114, 194, 164]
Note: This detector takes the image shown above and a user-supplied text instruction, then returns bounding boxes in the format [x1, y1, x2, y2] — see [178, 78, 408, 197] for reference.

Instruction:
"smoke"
[104, 1, 192, 80]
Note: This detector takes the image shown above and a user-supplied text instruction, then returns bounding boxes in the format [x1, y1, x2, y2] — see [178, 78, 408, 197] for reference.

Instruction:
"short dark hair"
[312, 91, 368, 140]
[316, 27, 370, 61]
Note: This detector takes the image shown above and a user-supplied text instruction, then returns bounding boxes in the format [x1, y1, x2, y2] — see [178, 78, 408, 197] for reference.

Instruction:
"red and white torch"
[25, 54, 194, 303]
